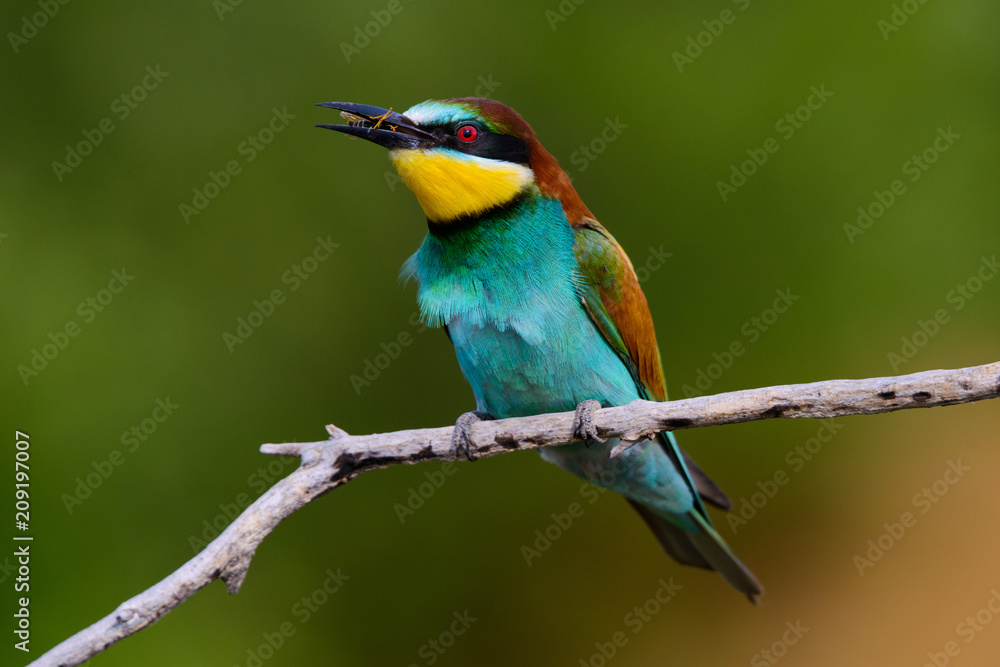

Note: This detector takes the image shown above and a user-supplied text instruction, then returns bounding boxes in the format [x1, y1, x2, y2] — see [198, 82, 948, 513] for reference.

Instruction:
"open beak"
[315, 101, 437, 150]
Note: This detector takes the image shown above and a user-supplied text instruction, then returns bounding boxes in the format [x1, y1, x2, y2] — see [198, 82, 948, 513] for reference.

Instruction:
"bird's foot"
[452, 411, 489, 462]
[573, 399, 607, 445]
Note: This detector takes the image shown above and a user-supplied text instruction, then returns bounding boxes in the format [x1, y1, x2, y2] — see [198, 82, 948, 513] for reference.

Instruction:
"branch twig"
[30, 361, 1000, 667]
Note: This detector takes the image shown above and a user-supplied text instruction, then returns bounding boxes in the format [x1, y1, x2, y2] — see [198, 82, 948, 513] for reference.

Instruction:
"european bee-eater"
[317, 98, 762, 602]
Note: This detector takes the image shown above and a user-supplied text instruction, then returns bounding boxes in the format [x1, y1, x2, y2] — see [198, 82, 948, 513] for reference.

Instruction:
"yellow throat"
[390, 148, 534, 223]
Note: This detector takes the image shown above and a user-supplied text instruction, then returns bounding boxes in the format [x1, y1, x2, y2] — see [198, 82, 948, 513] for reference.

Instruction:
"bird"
[316, 97, 762, 602]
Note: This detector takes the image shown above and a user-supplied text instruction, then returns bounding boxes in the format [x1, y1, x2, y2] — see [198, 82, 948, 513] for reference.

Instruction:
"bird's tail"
[628, 499, 763, 604]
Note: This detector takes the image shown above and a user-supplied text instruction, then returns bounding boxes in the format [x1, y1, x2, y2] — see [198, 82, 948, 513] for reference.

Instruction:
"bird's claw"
[452, 411, 488, 461]
[573, 399, 606, 445]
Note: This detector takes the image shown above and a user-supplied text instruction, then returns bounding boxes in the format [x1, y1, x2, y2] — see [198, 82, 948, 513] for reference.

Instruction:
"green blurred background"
[3, 0, 999, 665]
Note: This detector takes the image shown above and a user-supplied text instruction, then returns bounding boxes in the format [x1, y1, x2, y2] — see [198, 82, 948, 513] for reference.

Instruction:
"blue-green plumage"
[403, 197, 632, 414]
[404, 192, 698, 521]
[318, 96, 762, 602]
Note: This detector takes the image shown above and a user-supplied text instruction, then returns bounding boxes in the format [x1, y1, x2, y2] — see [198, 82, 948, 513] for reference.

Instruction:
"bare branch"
[29, 361, 1000, 667]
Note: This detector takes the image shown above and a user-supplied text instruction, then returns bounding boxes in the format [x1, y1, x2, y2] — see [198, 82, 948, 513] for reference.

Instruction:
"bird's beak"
[315, 101, 438, 150]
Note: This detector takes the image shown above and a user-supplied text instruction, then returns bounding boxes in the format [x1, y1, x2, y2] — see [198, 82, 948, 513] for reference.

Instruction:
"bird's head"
[316, 98, 590, 225]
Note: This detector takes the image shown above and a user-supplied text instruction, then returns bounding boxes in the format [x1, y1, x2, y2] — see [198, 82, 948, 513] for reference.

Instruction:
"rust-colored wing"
[573, 218, 731, 512]
[572, 219, 667, 401]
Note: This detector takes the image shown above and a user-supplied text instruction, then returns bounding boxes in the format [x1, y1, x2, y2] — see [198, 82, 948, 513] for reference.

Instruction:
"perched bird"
[317, 98, 762, 602]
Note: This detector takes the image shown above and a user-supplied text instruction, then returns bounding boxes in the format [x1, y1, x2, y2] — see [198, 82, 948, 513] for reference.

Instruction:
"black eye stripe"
[438, 122, 529, 164]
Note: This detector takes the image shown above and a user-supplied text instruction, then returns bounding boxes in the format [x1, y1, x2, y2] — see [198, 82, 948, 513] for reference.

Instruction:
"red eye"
[457, 124, 478, 142]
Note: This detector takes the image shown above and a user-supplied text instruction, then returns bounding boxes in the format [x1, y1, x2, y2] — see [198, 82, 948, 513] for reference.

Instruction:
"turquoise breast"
[404, 192, 638, 418]
[403, 191, 693, 517]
